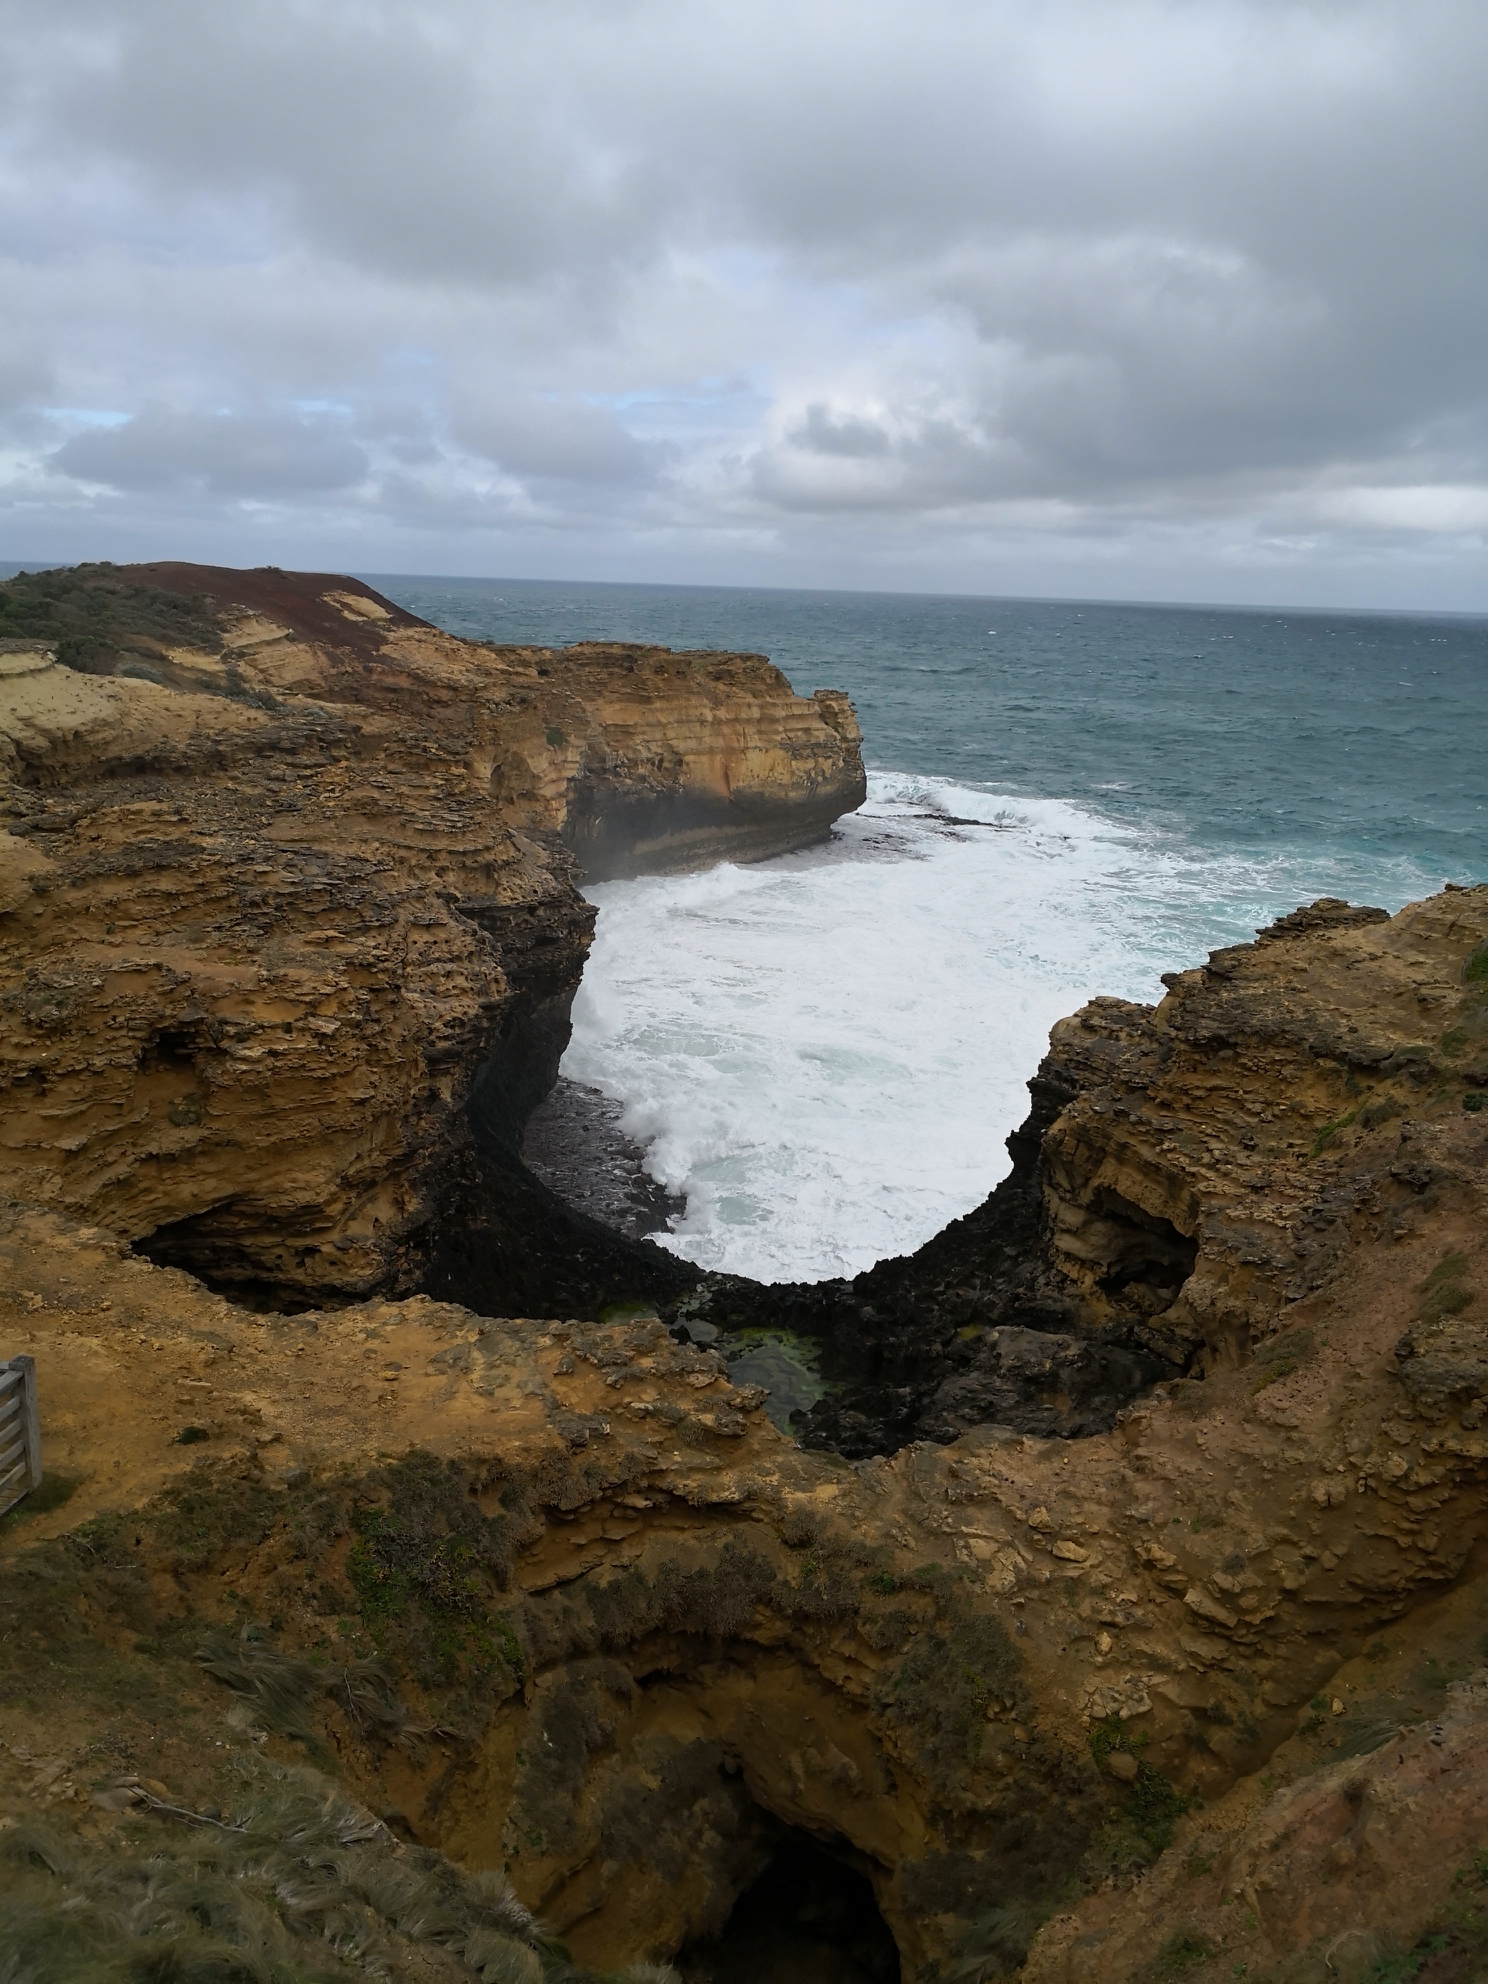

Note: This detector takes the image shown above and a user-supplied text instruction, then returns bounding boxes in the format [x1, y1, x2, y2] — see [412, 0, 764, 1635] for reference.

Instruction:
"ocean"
[373, 576, 1488, 1284]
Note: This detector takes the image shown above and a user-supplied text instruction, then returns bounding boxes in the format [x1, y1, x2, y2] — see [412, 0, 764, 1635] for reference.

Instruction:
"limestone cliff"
[5, 912, 1488, 1984]
[6, 556, 1488, 1983]
[716, 889, 1488, 1459]
[0, 561, 863, 1310]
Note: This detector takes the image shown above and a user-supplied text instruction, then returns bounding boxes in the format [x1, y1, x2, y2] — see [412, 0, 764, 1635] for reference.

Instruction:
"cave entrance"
[675, 1829, 900, 1984]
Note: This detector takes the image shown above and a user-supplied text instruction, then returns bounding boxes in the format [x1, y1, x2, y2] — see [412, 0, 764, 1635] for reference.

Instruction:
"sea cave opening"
[674, 1829, 901, 1984]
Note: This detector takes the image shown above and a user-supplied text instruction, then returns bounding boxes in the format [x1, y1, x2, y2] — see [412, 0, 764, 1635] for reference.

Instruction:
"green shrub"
[513, 1661, 635, 1854]
[1089, 1718, 1192, 1860]
[337, 1451, 527, 1707]
[951, 1898, 1052, 1980]
[1421, 1283, 1474, 1323]
[1309, 1109, 1360, 1158]
[150, 1472, 285, 1572]
[0, 1470, 81, 1531]
[195, 1625, 412, 1745]
[1427, 1253, 1471, 1287]
[0, 565, 227, 678]
[594, 1734, 747, 1887]
[1360, 1848, 1488, 1981]
[581, 1541, 777, 1651]
[1150, 1930, 1219, 1977]
[777, 1528, 884, 1622]
[876, 1611, 1021, 1784]
[1251, 1328, 1315, 1393]
[1129, 1763, 1193, 1857]
[1360, 1097, 1402, 1130]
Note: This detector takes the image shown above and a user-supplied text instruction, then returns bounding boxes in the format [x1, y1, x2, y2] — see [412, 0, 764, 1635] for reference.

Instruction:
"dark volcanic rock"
[689, 1055, 1161, 1455]
[522, 1078, 686, 1240]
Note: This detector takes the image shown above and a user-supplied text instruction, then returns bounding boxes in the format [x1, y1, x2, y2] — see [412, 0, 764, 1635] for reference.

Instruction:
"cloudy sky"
[2, 0, 1485, 607]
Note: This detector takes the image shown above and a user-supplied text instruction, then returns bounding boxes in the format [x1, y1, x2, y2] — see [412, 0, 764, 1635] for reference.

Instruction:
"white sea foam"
[560, 773, 1407, 1282]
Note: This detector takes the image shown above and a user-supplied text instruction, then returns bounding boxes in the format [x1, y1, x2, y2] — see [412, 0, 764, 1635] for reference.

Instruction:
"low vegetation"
[0, 563, 225, 676]
[1361, 1850, 1488, 1982]
[1088, 1717, 1192, 1867]
[1, 1446, 1106, 1980]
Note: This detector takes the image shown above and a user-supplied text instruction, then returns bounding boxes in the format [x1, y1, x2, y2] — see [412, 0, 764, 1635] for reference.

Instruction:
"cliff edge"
[5, 562, 1488, 1982]
[712, 889, 1488, 1456]
[4, 867, 1488, 1982]
[0, 561, 864, 1310]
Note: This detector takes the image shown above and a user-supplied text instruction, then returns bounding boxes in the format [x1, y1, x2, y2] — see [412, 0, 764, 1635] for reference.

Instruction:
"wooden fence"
[0, 1356, 41, 1515]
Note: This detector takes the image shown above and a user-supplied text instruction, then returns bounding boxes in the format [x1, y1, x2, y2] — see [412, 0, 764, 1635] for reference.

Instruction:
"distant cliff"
[0, 560, 864, 1309]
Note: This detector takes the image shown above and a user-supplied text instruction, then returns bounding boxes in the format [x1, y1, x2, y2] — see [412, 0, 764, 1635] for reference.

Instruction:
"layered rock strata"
[0, 561, 863, 1311]
[6, 558, 1488, 1979]
[4, 1040, 1488, 1984]
[713, 889, 1488, 1460]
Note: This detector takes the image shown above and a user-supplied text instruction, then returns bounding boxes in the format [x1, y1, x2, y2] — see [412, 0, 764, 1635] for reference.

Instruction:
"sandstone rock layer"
[5, 560, 1488, 1983]
[0, 562, 863, 1308]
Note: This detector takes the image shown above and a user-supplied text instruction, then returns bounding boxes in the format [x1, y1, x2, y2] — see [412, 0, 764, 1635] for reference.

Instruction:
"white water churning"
[559, 772, 1345, 1283]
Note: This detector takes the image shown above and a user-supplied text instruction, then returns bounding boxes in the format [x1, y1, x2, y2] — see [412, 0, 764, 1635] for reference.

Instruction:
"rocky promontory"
[713, 891, 1488, 1455]
[4, 562, 1488, 1984]
[0, 561, 863, 1313]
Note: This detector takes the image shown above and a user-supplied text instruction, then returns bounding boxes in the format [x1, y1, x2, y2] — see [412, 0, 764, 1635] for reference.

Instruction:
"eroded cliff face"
[0, 562, 863, 1310]
[5, 566, 1488, 1984]
[5, 865, 1488, 1984]
[716, 889, 1488, 1461]
[0, 1205, 1094, 1981]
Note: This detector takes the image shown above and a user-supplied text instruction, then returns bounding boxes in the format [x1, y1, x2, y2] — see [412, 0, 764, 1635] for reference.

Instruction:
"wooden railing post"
[0, 1356, 41, 1515]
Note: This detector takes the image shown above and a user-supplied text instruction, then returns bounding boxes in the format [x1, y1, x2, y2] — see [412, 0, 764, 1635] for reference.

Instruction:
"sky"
[1, 0, 1486, 610]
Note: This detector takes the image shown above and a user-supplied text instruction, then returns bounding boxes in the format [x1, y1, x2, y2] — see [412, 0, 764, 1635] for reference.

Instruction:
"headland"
[3, 560, 1488, 1984]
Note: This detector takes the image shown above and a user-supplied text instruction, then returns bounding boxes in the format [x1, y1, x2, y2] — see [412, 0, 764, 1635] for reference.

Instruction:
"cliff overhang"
[7, 559, 1488, 1981]
[0, 560, 864, 1314]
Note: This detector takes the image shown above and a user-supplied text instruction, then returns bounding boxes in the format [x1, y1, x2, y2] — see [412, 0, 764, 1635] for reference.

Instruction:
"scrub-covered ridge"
[5, 561, 1488, 1983]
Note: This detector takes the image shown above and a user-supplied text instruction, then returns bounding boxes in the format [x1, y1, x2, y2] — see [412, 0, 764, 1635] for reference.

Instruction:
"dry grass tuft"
[0, 1770, 595, 1984]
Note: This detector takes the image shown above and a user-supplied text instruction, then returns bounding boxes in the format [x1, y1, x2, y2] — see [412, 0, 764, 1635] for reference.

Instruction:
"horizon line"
[2, 555, 1487, 625]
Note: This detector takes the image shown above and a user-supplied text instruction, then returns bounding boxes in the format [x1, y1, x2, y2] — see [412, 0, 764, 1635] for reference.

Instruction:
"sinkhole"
[675, 1829, 901, 1984]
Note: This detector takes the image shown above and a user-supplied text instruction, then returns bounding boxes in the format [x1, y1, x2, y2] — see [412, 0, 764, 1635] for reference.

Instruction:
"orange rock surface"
[4, 564, 1488, 1982]
[0, 563, 863, 1305]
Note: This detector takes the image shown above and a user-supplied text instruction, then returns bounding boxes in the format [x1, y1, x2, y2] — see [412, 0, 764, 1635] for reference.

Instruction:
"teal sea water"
[375, 576, 1488, 1281]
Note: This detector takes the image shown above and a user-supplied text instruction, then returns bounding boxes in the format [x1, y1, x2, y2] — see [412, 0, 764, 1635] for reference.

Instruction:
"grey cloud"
[0, 338, 53, 421]
[0, 0, 1483, 603]
[454, 395, 659, 484]
[52, 407, 368, 498]
[754, 409, 1021, 514]
[790, 406, 892, 459]
[16, 1, 661, 295]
